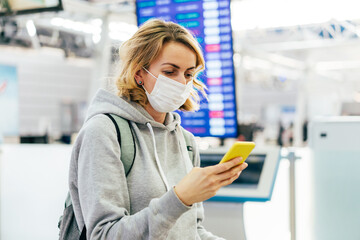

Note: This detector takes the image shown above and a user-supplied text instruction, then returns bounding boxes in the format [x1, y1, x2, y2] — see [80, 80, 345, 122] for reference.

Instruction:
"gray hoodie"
[69, 89, 224, 240]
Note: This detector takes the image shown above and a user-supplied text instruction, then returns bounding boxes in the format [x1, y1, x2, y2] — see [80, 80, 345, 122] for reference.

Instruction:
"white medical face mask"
[142, 67, 193, 113]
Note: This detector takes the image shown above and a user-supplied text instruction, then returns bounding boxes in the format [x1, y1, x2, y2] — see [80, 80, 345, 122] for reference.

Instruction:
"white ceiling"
[4, 0, 360, 82]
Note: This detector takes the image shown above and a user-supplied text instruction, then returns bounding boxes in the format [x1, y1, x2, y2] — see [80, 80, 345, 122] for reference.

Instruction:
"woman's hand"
[174, 157, 248, 206]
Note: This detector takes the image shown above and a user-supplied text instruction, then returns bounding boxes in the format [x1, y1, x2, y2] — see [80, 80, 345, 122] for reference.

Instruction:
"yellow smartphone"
[219, 141, 256, 165]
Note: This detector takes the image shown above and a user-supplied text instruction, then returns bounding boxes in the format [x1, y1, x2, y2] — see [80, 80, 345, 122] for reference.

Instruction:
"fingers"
[208, 157, 243, 174]
[215, 162, 248, 182]
[219, 165, 246, 187]
[239, 162, 248, 171]
[219, 173, 240, 187]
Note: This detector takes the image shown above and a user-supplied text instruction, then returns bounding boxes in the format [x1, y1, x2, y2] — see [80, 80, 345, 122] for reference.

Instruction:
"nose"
[175, 73, 187, 85]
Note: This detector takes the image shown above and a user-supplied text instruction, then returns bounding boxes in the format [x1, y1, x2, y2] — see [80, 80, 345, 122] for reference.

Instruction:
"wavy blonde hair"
[116, 19, 207, 111]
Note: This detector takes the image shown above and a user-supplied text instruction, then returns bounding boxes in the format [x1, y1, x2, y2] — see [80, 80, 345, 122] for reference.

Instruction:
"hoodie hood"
[85, 88, 181, 131]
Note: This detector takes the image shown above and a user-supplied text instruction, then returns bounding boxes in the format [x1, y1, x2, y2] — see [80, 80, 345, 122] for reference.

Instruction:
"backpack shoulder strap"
[104, 113, 135, 176]
[59, 114, 136, 240]
[180, 128, 194, 166]
[64, 191, 72, 208]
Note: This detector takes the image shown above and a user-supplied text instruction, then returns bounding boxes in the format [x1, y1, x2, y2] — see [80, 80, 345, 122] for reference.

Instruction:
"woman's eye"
[186, 73, 194, 78]
[163, 71, 174, 75]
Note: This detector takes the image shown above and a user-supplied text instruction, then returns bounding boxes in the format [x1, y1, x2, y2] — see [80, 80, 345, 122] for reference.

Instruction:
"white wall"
[305, 74, 360, 120]
[0, 46, 94, 137]
[0, 144, 72, 240]
[239, 83, 298, 122]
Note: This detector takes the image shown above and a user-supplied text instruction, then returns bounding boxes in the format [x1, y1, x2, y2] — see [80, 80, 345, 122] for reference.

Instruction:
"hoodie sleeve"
[76, 115, 191, 240]
[189, 133, 226, 240]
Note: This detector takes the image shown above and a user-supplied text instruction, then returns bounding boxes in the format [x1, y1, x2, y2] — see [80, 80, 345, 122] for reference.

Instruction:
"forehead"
[154, 41, 197, 69]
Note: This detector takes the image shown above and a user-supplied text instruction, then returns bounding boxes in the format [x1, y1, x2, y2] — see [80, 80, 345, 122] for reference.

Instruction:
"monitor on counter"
[136, 0, 238, 138]
[0, 0, 63, 16]
[200, 146, 280, 202]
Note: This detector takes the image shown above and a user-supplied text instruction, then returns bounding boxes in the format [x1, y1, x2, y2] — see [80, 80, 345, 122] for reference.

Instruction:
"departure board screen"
[136, 0, 238, 138]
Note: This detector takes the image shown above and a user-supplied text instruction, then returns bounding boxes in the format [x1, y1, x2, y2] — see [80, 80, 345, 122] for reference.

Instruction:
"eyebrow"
[161, 63, 196, 70]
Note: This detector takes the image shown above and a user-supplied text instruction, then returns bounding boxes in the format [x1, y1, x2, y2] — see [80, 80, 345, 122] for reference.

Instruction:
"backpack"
[58, 113, 194, 240]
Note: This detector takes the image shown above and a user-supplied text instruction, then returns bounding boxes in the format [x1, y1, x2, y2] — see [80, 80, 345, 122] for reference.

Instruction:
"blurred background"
[1, 0, 360, 240]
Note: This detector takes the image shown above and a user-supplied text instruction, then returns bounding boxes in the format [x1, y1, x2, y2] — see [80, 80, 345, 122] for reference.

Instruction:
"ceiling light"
[26, 20, 37, 37]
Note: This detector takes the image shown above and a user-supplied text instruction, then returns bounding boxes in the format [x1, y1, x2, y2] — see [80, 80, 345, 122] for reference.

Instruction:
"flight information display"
[136, 0, 238, 138]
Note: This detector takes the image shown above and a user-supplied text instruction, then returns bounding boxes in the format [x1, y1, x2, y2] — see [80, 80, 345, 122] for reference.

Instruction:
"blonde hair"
[116, 19, 207, 111]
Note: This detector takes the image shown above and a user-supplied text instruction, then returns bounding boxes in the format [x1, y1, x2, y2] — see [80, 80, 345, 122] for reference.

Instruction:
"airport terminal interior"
[1, 0, 360, 239]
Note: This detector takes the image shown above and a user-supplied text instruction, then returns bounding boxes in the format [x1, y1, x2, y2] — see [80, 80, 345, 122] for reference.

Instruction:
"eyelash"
[163, 71, 194, 78]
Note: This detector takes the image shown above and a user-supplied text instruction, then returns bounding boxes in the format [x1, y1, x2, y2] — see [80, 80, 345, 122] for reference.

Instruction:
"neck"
[144, 104, 166, 124]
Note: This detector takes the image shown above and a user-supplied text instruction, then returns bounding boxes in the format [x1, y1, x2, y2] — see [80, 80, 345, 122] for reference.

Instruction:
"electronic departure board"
[136, 0, 238, 138]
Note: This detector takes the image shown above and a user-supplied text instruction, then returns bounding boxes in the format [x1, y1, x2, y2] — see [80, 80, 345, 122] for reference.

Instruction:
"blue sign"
[0, 64, 19, 137]
[136, 0, 237, 138]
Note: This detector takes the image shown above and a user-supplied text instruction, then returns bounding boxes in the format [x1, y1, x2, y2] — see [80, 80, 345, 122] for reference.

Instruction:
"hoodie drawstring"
[146, 122, 170, 191]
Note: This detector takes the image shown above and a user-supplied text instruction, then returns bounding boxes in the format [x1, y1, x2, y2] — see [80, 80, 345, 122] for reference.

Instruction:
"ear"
[134, 69, 145, 85]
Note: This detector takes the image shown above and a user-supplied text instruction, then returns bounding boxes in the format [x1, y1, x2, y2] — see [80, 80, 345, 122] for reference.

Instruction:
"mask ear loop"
[140, 67, 155, 93]
[142, 67, 157, 79]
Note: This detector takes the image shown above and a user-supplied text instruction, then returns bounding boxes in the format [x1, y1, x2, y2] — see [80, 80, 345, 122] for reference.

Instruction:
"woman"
[69, 19, 248, 239]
